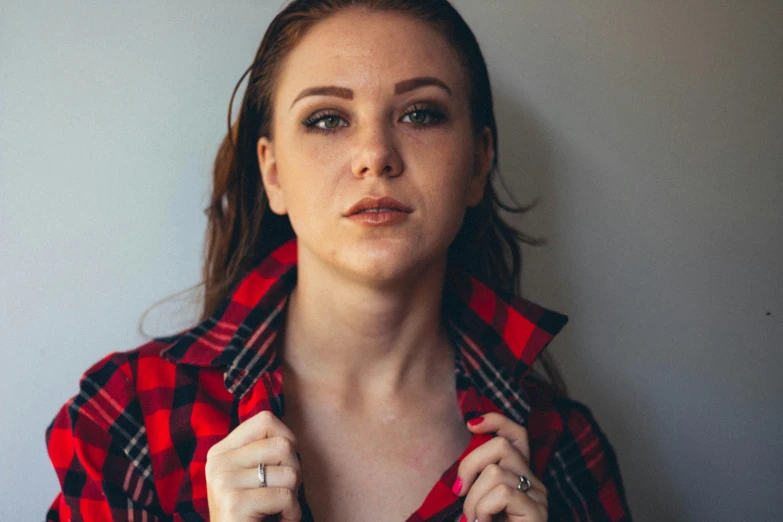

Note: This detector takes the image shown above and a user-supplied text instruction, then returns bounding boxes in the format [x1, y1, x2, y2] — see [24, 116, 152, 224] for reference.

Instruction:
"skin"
[462, 413, 549, 522]
[239, 8, 548, 522]
[257, 8, 492, 401]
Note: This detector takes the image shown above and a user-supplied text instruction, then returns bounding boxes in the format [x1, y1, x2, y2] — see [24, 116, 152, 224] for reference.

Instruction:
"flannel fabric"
[45, 238, 632, 521]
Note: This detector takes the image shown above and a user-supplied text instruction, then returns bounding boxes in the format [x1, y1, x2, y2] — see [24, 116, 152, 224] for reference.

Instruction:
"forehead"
[274, 8, 467, 104]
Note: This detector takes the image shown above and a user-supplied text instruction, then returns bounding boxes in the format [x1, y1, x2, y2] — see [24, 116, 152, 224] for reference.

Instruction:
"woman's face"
[258, 8, 493, 284]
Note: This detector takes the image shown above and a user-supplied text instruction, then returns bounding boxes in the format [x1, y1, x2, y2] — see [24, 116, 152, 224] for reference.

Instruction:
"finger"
[461, 464, 547, 522]
[212, 464, 301, 491]
[212, 410, 298, 455]
[454, 435, 544, 498]
[467, 413, 530, 461]
[223, 436, 302, 472]
[474, 482, 547, 522]
[227, 486, 303, 522]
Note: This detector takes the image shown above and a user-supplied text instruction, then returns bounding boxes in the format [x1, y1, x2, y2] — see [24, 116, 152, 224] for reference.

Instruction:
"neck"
[280, 245, 455, 406]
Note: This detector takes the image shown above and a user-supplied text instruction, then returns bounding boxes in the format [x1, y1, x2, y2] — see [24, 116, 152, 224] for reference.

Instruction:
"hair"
[148, 0, 568, 397]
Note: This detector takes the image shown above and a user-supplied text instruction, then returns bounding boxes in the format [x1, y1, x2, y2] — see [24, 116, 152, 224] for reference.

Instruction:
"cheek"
[280, 131, 347, 179]
[276, 144, 344, 224]
[416, 143, 475, 207]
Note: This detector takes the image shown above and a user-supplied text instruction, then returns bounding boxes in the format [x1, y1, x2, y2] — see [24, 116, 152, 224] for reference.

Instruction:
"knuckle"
[498, 436, 513, 452]
[274, 486, 296, 504]
[204, 455, 221, 479]
[224, 490, 243, 516]
[490, 412, 507, 424]
[498, 483, 515, 500]
[275, 435, 294, 453]
[258, 409, 277, 424]
[204, 458, 215, 477]
[206, 443, 221, 462]
[285, 466, 303, 488]
[288, 502, 304, 522]
[210, 470, 231, 492]
[486, 463, 503, 479]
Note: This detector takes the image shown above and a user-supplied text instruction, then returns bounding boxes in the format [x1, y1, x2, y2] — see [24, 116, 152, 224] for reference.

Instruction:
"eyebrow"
[289, 76, 452, 109]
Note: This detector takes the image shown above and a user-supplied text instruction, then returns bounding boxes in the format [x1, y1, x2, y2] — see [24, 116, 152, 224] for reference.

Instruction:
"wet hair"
[169, 0, 566, 395]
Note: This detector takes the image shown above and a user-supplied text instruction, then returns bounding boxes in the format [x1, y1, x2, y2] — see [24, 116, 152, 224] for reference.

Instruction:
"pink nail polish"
[467, 416, 484, 426]
[452, 476, 462, 495]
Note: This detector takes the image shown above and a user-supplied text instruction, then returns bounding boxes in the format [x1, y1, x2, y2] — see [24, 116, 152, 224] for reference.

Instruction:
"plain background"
[1, 1, 781, 520]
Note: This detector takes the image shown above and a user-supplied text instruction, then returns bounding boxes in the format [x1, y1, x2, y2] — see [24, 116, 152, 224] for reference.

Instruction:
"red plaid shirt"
[45, 238, 632, 521]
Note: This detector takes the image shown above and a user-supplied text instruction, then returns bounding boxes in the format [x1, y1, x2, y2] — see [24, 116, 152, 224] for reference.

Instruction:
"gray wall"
[1, 1, 780, 521]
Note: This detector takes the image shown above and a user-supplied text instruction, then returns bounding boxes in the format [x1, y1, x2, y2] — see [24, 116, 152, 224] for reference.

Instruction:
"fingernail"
[452, 476, 462, 495]
[458, 515, 466, 522]
[467, 416, 484, 426]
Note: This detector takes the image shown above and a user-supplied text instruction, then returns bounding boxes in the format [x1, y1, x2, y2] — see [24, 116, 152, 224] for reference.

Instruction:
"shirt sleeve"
[45, 352, 170, 521]
[542, 400, 633, 522]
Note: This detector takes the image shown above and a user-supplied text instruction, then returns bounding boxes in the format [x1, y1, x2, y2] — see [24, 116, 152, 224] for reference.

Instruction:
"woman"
[45, 1, 632, 521]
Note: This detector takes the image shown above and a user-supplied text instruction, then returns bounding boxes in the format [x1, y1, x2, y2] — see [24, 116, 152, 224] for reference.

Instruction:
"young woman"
[45, 1, 632, 521]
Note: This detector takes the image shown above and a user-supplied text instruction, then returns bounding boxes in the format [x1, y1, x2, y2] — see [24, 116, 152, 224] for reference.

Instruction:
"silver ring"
[517, 475, 532, 493]
[257, 463, 267, 488]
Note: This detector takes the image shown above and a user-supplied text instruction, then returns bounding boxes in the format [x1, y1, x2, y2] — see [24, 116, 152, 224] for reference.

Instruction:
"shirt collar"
[160, 238, 568, 413]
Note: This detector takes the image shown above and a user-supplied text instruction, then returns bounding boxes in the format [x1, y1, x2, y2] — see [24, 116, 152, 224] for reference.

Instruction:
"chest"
[285, 390, 472, 522]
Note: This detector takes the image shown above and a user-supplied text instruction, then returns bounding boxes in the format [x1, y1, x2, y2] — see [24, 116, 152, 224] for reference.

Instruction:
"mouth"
[346, 208, 411, 226]
[353, 207, 406, 214]
[346, 196, 413, 216]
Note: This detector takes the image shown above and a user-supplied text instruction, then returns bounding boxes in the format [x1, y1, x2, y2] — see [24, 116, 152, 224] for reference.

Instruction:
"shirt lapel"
[160, 237, 569, 429]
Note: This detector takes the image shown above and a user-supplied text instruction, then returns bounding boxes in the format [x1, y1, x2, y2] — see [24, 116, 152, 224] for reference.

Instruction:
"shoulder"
[59, 338, 177, 419]
[522, 375, 617, 471]
[522, 375, 633, 521]
[46, 337, 180, 472]
[45, 338, 187, 519]
[523, 375, 601, 434]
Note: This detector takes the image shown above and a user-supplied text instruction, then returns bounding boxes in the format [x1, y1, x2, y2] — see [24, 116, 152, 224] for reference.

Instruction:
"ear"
[257, 136, 287, 215]
[466, 126, 494, 207]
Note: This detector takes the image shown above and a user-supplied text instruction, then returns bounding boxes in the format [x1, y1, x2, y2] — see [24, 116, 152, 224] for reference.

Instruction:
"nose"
[351, 124, 403, 179]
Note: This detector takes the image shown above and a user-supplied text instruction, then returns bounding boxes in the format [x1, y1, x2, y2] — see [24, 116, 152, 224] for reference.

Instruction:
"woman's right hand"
[206, 410, 303, 522]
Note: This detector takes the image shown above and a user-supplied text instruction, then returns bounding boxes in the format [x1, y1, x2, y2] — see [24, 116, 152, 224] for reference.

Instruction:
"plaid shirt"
[45, 238, 632, 521]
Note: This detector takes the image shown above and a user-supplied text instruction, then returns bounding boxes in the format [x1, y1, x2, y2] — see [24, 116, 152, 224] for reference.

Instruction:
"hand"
[205, 410, 303, 522]
[453, 413, 548, 522]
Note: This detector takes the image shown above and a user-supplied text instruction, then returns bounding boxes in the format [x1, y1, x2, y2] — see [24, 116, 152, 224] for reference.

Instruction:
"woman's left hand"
[453, 412, 548, 522]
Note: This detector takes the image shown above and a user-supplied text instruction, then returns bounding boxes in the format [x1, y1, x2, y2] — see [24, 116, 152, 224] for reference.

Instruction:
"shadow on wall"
[492, 87, 690, 522]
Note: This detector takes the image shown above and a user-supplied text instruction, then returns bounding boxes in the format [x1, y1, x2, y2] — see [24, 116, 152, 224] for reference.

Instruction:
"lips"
[346, 196, 413, 216]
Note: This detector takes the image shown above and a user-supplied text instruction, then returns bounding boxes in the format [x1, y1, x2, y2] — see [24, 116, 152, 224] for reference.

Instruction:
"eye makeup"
[300, 101, 448, 135]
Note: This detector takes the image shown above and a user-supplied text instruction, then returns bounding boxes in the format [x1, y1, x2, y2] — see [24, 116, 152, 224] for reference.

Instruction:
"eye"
[400, 104, 446, 127]
[302, 111, 348, 134]
[318, 115, 345, 129]
[301, 104, 447, 135]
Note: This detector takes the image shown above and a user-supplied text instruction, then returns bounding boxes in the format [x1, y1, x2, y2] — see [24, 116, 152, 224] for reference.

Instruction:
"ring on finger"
[517, 475, 532, 493]
[258, 463, 267, 488]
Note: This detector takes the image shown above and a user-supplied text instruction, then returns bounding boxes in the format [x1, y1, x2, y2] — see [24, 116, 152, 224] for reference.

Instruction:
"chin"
[299, 230, 448, 284]
[330, 239, 425, 282]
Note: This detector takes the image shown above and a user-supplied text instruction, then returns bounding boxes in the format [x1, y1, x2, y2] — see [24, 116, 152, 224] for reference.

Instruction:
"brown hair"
[163, 0, 567, 396]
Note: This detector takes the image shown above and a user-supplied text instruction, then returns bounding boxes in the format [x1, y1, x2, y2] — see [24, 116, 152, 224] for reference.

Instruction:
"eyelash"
[301, 103, 447, 135]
